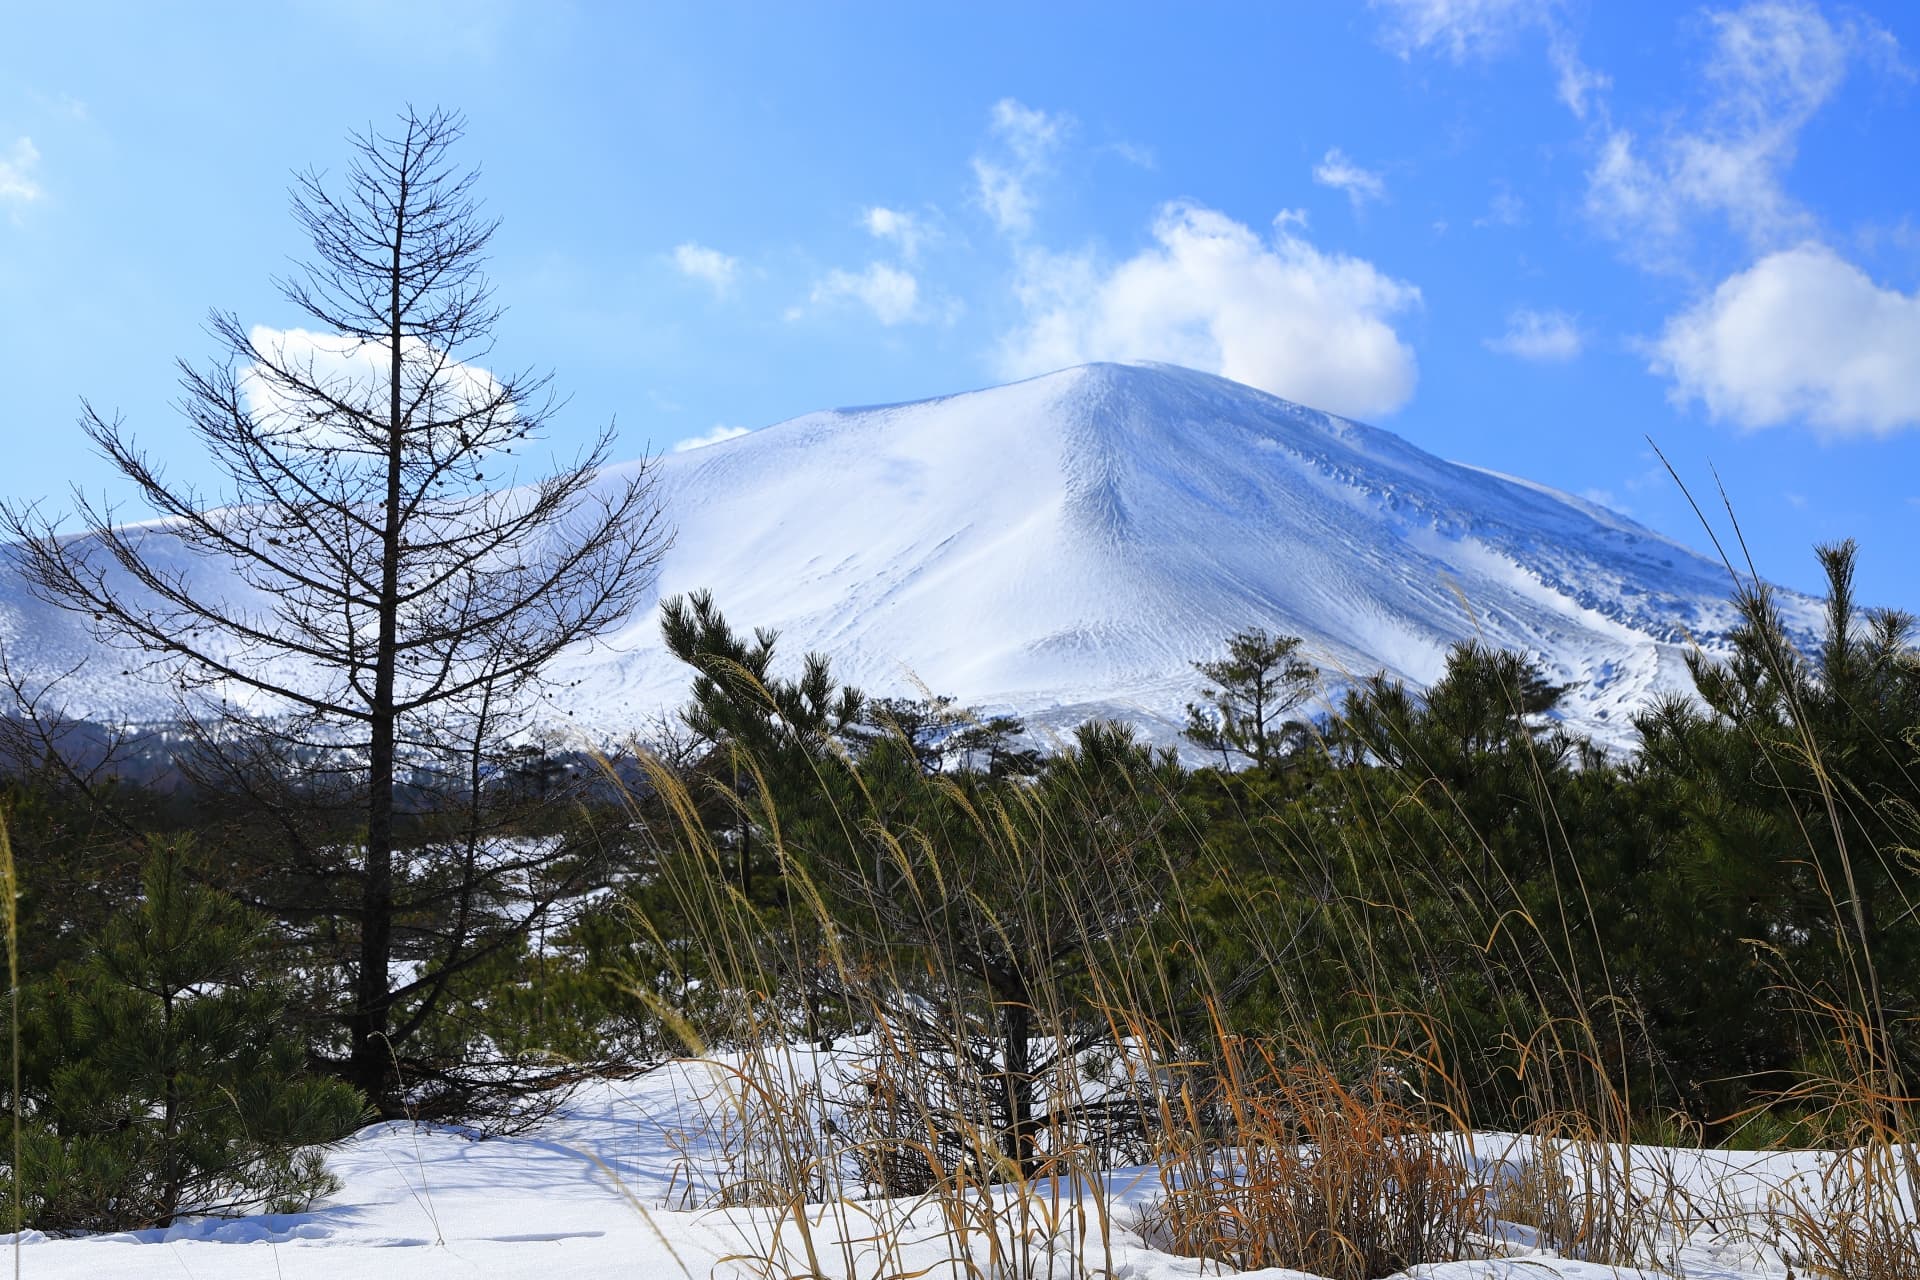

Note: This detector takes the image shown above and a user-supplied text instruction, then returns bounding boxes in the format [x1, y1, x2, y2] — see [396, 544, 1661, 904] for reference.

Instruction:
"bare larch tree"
[2, 107, 669, 1109]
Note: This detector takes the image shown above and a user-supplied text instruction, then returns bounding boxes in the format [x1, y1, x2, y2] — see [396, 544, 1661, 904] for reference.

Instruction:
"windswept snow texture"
[570, 362, 1802, 750]
[0, 363, 1808, 750]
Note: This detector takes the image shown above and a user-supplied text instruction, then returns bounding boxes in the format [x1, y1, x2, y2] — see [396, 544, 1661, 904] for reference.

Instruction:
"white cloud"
[864, 206, 927, 261]
[1373, 0, 1613, 126]
[0, 137, 43, 205]
[1549, 32, 1610, 118]
[673, 424, 753, 452]
[808, 262, 922, 326]
[242, 326, 507, 451]
[1652, 242, 1920, 436]
[989, 97, 1067, 166]
[998, 202, 1421, 420]
[1485, 308, 1583, 361]
[1313, 148, 1386, 209]
[1708, 1, 1854, 121]
[1585, 2, 1887, 267]
[973, 161, 1034, 236]
[973, 98, 1071, 236]
[671, 242, 740, 296]
[1371, 0, 1550, 61]
[1581, 488, 1629, 514]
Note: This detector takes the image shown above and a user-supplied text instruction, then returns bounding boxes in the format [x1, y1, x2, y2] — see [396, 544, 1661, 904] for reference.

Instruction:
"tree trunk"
[994, 976, 1037, 1179]
[351, 158, 411, 1109]
[159, 989, 181, 1226]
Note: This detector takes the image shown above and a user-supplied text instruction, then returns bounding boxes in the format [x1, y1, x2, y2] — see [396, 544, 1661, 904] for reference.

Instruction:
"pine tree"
[1183, 628, 1318, 769]
[659, 590, 864, 898]
[855, 695, 964, 775]
[1339, 640, 1570, 785]
[7, 840, 365, 1232]
[1646, 540, 1920, 1097]
[950, 712, 1042, 778]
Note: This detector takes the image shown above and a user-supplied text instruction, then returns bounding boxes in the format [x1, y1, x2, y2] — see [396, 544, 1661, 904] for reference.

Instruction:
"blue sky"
[4, 0, 1918, 605]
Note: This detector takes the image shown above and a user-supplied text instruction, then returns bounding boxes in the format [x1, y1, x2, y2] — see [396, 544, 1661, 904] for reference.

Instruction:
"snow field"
[8, 1048, 1909, 1280]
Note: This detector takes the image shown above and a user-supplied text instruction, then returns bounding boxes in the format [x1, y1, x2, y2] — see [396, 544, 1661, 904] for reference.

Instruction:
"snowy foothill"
[4, 1048, 1899, 1280]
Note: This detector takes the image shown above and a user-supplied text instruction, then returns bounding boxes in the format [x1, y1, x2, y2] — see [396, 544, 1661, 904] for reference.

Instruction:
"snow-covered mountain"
[0, 363, 1811, 751]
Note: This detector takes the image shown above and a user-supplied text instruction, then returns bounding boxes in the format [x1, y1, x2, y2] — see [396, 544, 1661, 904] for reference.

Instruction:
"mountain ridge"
[0, 362, 1814, 752]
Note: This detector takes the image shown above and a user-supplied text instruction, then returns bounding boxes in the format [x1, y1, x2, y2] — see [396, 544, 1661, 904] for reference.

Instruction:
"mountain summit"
[2, 363, 1797, 748]
[557, 361, 1792, 748]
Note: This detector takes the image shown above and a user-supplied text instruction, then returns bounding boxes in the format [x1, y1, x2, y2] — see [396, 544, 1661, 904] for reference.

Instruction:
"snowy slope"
[2, 1056, 1859, 1279]
[0, 363, 1810, 750]
[559, 361, 1803, 749]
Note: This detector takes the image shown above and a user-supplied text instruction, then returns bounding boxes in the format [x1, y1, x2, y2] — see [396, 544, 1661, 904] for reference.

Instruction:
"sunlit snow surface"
[2, 1051, 1883, 1279]
[0, 363, 1817, 751]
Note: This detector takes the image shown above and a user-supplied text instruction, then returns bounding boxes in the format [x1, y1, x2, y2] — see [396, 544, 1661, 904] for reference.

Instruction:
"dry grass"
[620, 729, 1133, 1278]
[1775, 1142, 1920, 1279]
[1487, 1120, 1671, 1268]
[1141, 1043, 1487, 1279]
[3, 812, 18, 1280]
[1726, 1000, 1920, 1279]
[610, 711, 1500, 1279]
[599, 623, 1920, 1279]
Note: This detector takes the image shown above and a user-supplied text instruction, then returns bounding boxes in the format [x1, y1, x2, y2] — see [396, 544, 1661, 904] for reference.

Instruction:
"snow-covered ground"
[0, 363, 1820, 754]
[7, 1054, 1894, 1279]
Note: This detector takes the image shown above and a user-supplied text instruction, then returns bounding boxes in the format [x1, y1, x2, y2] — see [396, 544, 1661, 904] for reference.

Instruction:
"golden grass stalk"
[1, 812, 16, 1280]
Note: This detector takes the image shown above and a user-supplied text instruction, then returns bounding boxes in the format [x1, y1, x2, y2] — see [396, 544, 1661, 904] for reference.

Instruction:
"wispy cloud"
[1585, 2, 1900, 269]
[671, 242, 740, 297]
[1313, 148, 1386, 209]
[1581, 487, 1630, 514]
[999, 202, 1421, 420]
[1474, 184, 1527, 228]
[972, 98, 1071, 236]
[1549, 31, 1610, 119]
[864, 206, 929, 262]
[1370, 0, 1552, 61]
[1485, 308, 1583, 361]
[1373, 0, 1617, 126]
[806, 262, 923, 326]
[673, 424, 753, 452]
[27, 91, 87, 121]
[0, 137, 44, 206]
